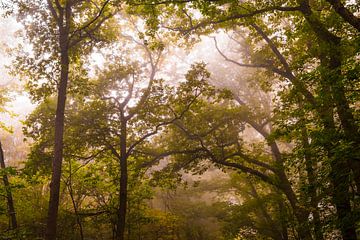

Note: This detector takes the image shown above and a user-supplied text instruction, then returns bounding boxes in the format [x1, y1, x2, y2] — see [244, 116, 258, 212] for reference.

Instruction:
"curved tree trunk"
[234, 97, 313, 239]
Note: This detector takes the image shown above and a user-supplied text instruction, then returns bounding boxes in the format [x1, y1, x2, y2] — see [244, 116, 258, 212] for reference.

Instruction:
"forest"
[0, 0, 359, 239]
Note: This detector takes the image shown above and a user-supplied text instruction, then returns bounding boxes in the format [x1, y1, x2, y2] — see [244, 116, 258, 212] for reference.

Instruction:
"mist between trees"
[0, 0, 359, 239]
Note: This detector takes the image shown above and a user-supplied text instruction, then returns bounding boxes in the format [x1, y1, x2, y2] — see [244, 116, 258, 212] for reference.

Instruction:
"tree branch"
[47, 0, 60, 23]
[163, 5, 301, 35]
[69, 0, 112, 46]
[325, 0, 360, 31]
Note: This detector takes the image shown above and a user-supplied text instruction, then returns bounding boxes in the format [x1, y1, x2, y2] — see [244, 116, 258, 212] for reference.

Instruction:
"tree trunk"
[67, 160, 84, 240]
[263, 126, 312, 240]
[45, 12, 71, 240]
[329, 157, 357, 240]
[278, 199, 289, 240]
[239, 113, 313, 239]
[116, 115, 128, 240]
[298, 0, 360, 192]
[0, 141, 17, 230]
[277, 172, 313, 240]
[318, 81, 357, 240]
[300, 124, 324, 240]
[325, 0, 360, 32]
[297, 2, 358, 238]
[328, 51, 360, 193]
[321, 51, 358, 240]
[247, 180, 284, 240]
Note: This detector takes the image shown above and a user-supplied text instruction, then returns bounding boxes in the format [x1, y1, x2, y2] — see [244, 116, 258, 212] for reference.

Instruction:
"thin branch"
[213, 158, 275, 186]
[213, 36, 276, 69]
[164, 5, 301, 35]
[69, 0, 112, 44]
[250, 24, 293, 75]
[77, 210, 109, 217]
[250, 23, 317, 106]
[224, 151, 276, 173]
[69, 13, 113, 48]
[200, 133, 275, 186]
[136, 148, 204, 168]
[119, 74, 135, 109]
[130, 0, 209, 6]
[104, 139, 121, 161]
[126, 88, 202, 155]
[47, 0, 60, 23]
[298, 0, 341, 43]
[121, 24, 162, 120]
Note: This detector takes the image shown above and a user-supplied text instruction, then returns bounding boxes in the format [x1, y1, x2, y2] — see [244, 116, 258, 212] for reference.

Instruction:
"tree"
[132, 0, 360, 238]
[12, 0, 117, 238]
[153, 66, 315, 239]
[22, 31, 208, 238]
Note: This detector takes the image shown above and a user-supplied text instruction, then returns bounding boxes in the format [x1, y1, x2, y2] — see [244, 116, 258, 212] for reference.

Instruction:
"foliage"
[1, 0, 360, 239]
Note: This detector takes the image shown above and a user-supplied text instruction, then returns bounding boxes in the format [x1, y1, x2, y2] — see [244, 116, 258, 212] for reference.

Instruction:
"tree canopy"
[0, 0, 359, 239]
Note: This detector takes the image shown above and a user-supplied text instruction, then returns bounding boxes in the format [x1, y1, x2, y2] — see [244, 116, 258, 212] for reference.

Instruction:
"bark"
[298, 0, 360, 191]
[247, 181, 284, 240]
[276, 172, 313, 240]
[278, 199, 289, 240]
[255, 124, 312, 239]
[262, 129, 312, 239]
[328, 50, 360, 192]
[318, 77, 357, 240]
[329, 157, 357, 240]
[325, 0, 360, 32]
[45, 4, 71, 239]
[0, 141, 17, 230]
[296, 2, 358, 238]
[300, 124, 324, 240]
[116, 114, 128, 240]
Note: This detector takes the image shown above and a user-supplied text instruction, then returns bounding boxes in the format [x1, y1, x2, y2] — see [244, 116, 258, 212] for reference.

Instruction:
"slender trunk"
[68, 184, 84, 240]
[266, 130, 312, 239]
[243, 116, 312, 239]
[320, 53, 358, 240]
[248, 181, 284, 240]
[298, 0, 360, 192]
[318, 83, 357, 240]
[300, 123, 324, 240]
[45, 9, 71, 239]
[328, 51, 360, 192]
[0, 141, 17, 230]
[297, 2, 358, 238]
[67, 160, 84, 240]
[116, 114, 128, 240]
[278, 199, 289, 240]
[329, 156, 357, 239]
[277, 172, 313, 240]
